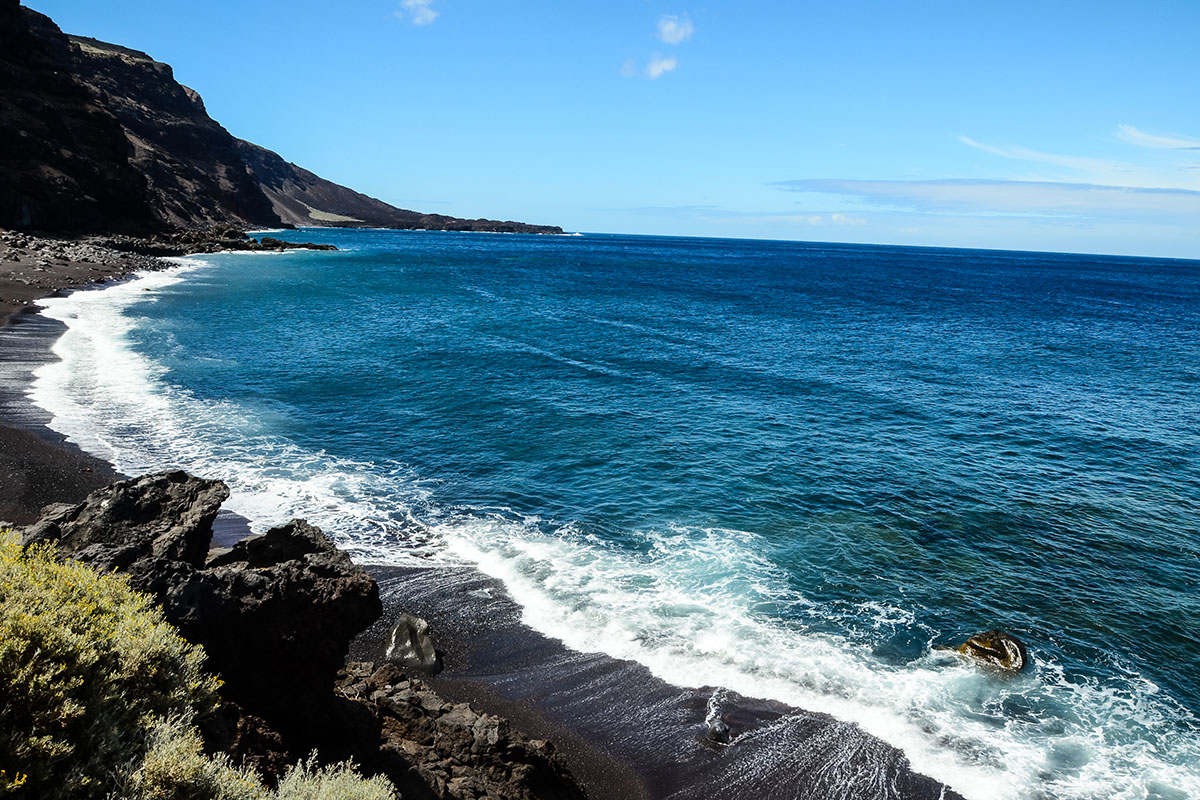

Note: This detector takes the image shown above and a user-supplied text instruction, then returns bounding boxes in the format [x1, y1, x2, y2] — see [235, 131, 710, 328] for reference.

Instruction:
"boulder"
[21, 469, 228, 571]
[955, 629, 1030, 673]
[384, 613, 442, 674]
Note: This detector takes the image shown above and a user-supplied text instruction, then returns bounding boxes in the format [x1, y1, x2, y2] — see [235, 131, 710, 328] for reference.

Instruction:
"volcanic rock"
[955, 629, 1030, 672]
[21, 471, 381, 745]
[337, 662, 585, 800]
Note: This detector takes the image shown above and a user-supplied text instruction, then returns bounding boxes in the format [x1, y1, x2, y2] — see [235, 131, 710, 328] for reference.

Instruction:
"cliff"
[0, 0, 562, 235]
[0, 2, 158, 233]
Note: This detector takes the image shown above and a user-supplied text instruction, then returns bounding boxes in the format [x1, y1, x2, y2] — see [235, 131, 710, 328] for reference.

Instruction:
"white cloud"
[657, 14, 694, 45]
[733, 213, 865, 226]
[776, 178, 1200, 222]
[645, 55, 678, 79]
[397, 0, 438, 25]
[1116, 124, 1200, 150]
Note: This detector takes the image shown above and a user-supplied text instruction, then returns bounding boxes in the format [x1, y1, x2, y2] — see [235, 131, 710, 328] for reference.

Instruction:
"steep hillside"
[68, 35, 282, 230]
[0, 0, 562, 235]
[0, 1, 158, 232]
[235, 140, 563, 234]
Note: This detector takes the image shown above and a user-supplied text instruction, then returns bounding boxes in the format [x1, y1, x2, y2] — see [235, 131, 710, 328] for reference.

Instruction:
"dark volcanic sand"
[353, 565, 965, 800]
[0, 310, 119, 525]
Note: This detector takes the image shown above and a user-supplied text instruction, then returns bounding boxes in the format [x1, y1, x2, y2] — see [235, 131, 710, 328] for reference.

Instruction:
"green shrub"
[274, 756, 396, 800]
[0, 531, 397, 800]
[119, 717, 264, 800]
[0, 531, 218, 799]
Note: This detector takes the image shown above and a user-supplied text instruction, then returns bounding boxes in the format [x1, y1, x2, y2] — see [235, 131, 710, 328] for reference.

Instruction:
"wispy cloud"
[616, 205, 865, 227]
[1116, 124, 1200, 151]
[645, 55, 678, 79]
[657, 14, 694, 44]
[397, 0, 438, 25]
[624, 13, 692, 79]
[775, 178, 1200, 222]
[959, 134, 1198, 190]
[958, 136, 1121, 175]
[707, 213, 866, 226]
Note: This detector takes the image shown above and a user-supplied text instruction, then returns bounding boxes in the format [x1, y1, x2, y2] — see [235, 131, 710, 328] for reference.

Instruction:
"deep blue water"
[33, 230, 1200, 798]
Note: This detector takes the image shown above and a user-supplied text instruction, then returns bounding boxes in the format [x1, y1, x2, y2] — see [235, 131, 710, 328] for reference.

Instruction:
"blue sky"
[28, 1, 1200, 258]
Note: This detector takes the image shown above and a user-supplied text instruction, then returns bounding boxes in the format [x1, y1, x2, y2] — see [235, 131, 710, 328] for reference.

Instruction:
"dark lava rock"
[337, 662, 585, 800]
[19, 471, 586, 799]
[955, 629, 1030, 672]
[21, 470, 229, 571]
[21, 471, 381, 749]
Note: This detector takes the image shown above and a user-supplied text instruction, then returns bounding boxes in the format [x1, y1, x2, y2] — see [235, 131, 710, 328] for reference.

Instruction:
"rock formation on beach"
[20, 470, 585, 799]
[0, 0, 563, 236]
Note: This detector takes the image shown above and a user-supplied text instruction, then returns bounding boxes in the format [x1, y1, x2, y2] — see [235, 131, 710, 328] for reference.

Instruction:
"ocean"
[29, 229, 1200, 799]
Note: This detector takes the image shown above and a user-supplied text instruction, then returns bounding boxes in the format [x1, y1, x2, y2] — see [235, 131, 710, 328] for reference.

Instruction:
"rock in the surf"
[955, 629, 1030, 672]
[385, 612, 443, 674]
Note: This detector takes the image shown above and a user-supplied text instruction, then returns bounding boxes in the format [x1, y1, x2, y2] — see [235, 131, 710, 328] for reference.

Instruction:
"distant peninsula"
[0, 0, 562, 236]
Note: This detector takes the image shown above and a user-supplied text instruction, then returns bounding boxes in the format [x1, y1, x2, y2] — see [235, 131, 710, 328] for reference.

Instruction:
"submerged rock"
[955, 629, 1030, 672]
[384, 613, 442, 674]
[704, 688, 732, 744]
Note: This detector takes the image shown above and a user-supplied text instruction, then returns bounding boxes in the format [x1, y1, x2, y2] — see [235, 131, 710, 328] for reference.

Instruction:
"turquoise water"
[32, 230, 1200, 798]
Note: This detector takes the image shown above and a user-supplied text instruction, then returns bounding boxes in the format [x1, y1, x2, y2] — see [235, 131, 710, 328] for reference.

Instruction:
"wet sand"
[353, 564, 963, 800]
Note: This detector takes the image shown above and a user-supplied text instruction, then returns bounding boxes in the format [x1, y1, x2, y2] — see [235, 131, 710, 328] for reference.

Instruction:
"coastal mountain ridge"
[0, 0, 562, 235]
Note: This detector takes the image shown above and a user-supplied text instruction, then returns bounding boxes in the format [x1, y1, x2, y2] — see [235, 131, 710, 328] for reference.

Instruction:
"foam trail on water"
[27, 262, 1200, 800]
[29, 259, 439, 560]
[438, 514, 1200, 800]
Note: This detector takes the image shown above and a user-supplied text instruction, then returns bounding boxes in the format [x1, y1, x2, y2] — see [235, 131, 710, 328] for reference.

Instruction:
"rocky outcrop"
[955, 629, 1030, 673]
[20, 471, 587, 799]
[22, 472, 381, 738]
[1, 1, 563, 236]
[22, 470, 230, 572]
[338, 662, 585, 800]
[96, 226, 338, 256]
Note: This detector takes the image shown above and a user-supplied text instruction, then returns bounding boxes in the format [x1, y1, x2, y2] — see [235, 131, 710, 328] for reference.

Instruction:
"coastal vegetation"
[0, 530, 393, 800]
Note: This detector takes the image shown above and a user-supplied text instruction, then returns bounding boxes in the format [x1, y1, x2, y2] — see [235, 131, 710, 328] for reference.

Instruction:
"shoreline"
[0, 235, 965, 799]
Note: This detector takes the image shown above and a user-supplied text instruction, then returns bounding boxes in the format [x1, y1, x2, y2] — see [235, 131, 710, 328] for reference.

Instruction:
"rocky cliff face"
[0, 0, 562, 236]
[68, 35, 282, 230]
[0, 1, 157, 233]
